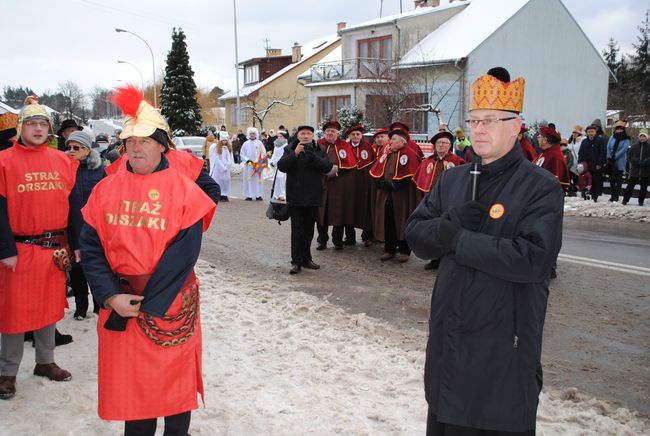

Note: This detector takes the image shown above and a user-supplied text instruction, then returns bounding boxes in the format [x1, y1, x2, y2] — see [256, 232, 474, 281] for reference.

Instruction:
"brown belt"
[14, 229, 67, 249]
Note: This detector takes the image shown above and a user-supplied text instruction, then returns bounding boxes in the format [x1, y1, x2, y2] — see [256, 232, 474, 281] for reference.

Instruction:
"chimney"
[291, 43, 302, 63]
[266, 48, 282, 57]
[337, 21, 347, 31]
[414, 0, 440, 8]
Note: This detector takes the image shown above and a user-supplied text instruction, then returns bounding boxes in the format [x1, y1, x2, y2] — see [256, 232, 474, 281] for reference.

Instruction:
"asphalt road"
[203, 175, 649, 416]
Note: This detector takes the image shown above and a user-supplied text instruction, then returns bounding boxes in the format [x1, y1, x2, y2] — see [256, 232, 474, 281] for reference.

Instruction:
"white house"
[0, 102, 18, 115]
[300, 0, 610, 139]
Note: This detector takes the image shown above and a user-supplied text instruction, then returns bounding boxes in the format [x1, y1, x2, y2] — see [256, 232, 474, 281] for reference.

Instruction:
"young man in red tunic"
[370, 128, 421, 262]
[347, 125, 376, 247]
[80, 86, 216, 436]
[535, 126, 570, 192]
[316, 120, 358, 250]
[0, 97, 81, 399]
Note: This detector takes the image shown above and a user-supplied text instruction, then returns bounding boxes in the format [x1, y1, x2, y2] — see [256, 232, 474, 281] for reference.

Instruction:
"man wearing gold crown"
[406, 68, 564, 435]
[79, 85, 216, 435]
[0, 97, 81, 400]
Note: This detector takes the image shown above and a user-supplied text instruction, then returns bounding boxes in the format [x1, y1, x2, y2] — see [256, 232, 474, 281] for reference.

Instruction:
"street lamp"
[117, 60, 144, 91]
[115, 28, 157, 107]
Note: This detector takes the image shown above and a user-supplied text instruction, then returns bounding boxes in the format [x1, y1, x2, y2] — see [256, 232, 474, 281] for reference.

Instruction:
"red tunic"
[520, 138, 537, 162]
[535, 145, 570, 191]
[106, 148, 204, 181]
[318, 138, 358, 169]
[82, 167, 215, 421]
[413, 152, 464, 193]
[0, 143, 77, 333]
[369, 144, 421, 180]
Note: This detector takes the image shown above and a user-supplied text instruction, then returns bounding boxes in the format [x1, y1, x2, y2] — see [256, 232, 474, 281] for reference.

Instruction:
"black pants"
[623, 176, 649, 205]
[290, 206, 317, 265]
[384, 198, 410, 255]
[591, 169, 603, 200]
[70, 264, 99, 317]
[427, 409, 534, 436]
[609, 169, 623, 201]
[125, 411, 191, 436]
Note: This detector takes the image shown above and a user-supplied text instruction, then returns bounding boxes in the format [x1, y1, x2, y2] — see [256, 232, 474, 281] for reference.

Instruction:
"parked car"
[172, 136, 205, 158]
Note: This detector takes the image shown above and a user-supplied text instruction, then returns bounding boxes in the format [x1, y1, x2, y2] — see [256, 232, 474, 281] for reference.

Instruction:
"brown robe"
[351, 140, 376, 231]
[318, 139, 357, 226]
[373, 152, 421, 241]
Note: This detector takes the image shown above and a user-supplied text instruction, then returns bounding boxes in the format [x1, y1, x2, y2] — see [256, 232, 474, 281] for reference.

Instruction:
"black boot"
[55, 329, 73, 346]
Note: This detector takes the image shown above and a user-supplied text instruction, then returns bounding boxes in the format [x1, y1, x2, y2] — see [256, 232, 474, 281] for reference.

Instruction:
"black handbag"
[266, 168, 290, 223]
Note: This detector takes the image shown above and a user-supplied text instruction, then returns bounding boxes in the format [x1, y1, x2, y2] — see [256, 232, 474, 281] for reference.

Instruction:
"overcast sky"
[1, 0, 647, 97]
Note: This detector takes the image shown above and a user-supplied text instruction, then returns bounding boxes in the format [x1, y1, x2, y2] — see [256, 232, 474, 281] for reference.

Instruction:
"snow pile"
[2, 260, 648, 435]
[564, 197, 650, 222]
[230, 162, 243, 175]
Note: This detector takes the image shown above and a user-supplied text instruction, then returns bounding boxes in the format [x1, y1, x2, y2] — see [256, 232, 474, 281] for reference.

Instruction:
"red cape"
[535, 145, 570, 190]
[412, 152, 465, 192]
[318, 137, 358, 169]
[370, 144, 421, 180]
[350, 140, 376, 169]
[520, 138, 537, 162]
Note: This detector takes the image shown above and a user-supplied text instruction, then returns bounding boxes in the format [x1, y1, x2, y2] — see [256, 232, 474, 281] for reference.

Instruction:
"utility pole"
[233, 0, 241, 127]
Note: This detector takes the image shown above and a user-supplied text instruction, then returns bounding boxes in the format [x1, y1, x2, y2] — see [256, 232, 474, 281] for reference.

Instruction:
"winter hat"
[577, 163, 585, 174]
[56, 119, 83, 137]
[470, 67, 525, 113]
[296, 125, 314, 133]
[218, 131, 230, 141]
[585, 124, 598, 133]
[345, 125, 364, 135]
[540, 126, 561, 144]
[373, 128, 390, 137]
[639, 129, 648, 139]
[276, 130, 288, 138]
[110, 85, 173, 147]
[269, 129, 275, 136]
[66, 130, 93, 149]
[390, 121, 410, 132]
[613, 120, 626, 129]
[246, 127, 259, 137]
[17, 95, 51, 138]
[439, 123, 448, 132]
[430, 131, 454, 145]
[322, 120, 341, 131]
[573, 125, 583, 134]
[389, 128, 410, 142]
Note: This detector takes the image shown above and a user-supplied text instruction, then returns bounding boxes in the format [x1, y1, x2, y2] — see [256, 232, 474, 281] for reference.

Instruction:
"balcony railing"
[308, 58, 394, 83]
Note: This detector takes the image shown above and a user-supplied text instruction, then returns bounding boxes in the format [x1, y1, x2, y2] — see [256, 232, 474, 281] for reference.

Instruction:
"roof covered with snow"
[340, 1, 468, 33]
[397, 0, 530, 67]
[220, 34, 340, 101]
[0, 102, 18, 114]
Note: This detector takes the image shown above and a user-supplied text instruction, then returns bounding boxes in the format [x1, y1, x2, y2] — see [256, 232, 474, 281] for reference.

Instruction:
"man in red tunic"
[370, 128, 421, 262]
[0, 97, 80, 400]
[535, 126, 570, 192]
[316, 120, 358, 250]
[347, 125, 376, 246]
[80, 86, 216, 435]
[518, 126, 537, 162]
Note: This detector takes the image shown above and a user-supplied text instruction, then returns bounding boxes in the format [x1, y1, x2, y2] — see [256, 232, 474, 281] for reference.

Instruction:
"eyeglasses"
[23, 120, 50, 128]
[67, 145, 82, 151]
[465, 117, 517, 128]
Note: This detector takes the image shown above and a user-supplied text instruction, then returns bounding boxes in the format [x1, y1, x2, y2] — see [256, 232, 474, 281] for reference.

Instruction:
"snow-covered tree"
[335, 106, 372, 139]
[160, 28, 202, 135]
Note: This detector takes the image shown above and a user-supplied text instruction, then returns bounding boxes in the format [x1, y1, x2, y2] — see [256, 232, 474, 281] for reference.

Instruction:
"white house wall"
[466, 0, 608, 136]
[304, 84, 357, 127]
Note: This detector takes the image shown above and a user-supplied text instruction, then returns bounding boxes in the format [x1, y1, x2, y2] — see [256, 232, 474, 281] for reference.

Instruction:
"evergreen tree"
[335, 106, 372, 139]
[160, 28, 202, 135]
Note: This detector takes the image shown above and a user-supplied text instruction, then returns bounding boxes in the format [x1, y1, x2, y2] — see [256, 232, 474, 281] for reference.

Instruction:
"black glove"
[103, 310, 128, 331]
[375, 178, 395, 191]
[455, 200, 487, 231]
[438, 209, 462, 253]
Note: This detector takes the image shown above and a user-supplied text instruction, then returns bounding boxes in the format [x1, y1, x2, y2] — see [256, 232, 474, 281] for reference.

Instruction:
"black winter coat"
[627, 141, 650, 178]
[578, 136, 607, 171]
[405, 145, 563, 432]
[277, 141, 332, 207]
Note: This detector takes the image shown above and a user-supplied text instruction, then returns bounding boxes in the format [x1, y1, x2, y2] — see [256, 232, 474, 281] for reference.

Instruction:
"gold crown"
[470, 74, 525, 113]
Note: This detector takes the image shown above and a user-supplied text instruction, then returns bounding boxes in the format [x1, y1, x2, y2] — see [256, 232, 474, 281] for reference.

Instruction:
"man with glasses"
[406, 67, 563, 436]
[0, 96, 81, 400]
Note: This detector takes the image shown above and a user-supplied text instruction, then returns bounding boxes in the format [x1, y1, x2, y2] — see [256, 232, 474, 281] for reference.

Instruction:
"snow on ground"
[564, 197, 650, 223]
[1, 260, 648, 435]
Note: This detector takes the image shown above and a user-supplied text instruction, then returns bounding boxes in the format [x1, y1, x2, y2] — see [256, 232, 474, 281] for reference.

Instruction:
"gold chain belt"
[136, 284, 199, 348]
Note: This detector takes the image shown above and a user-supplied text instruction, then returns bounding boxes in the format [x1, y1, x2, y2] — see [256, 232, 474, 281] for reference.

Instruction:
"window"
[365, 93, 428, 133]
[318, 96, 351, 124]
[365, 95, 390, 130]
[244, 65, 259, 85]
[403, 93, 428, 134]
[357, 36, 392, 78]
[358, 36, 392, 60]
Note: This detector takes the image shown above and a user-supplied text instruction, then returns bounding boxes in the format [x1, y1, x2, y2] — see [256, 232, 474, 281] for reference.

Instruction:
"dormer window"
[244, 65, 259, 85]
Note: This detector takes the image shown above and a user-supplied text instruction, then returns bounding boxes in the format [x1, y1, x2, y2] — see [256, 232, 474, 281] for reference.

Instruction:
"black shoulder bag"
[266, 168, 290, 223]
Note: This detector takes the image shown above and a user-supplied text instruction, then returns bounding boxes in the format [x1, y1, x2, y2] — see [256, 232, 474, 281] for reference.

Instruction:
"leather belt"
[14, 229, 67, 249]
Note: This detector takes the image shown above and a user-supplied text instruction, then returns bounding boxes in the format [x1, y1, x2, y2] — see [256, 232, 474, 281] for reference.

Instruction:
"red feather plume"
[111, 85, 145, 117]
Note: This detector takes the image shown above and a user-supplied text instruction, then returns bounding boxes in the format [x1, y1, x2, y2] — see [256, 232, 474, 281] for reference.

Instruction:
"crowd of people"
[0, 62, 647, 436]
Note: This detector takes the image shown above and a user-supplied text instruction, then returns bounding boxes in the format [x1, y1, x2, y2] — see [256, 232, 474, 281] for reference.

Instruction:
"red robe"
[370, 144, 421, 180]
[82, 167, 215, 421]
[0, 143, 78, 333]
[520, 138, 537, 162]
[106, 148, 204, 181]
[535, 145, 570, 191]
[413, 152, 465, 194]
